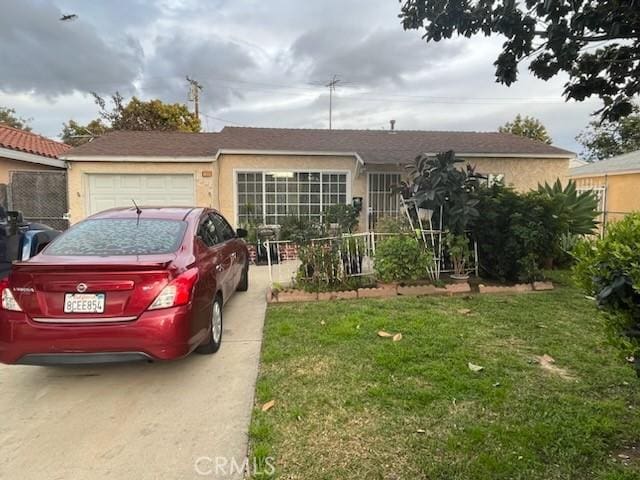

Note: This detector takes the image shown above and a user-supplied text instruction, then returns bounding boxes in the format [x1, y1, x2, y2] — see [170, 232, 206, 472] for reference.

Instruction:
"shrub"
[278, 216, 321, 244]
[323, 204, 359, 233]
[374, 215, 413, 233]
[472, 185, 554, 283]
[573, 213, 640, 368]
[374, 235, 433, 283]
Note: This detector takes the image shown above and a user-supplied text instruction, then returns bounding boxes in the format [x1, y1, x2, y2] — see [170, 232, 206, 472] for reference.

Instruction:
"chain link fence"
[9, 171, 69, 230]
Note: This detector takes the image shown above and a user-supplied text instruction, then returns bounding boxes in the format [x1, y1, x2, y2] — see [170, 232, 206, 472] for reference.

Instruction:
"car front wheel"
[196, 296, 223, 354]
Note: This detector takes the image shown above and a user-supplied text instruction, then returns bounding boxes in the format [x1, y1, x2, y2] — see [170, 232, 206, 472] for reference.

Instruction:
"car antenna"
[132, 199, 142, 226]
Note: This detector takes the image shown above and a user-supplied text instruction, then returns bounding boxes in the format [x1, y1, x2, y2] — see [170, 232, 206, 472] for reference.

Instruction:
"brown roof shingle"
[64, 127, 574, 164]
[0, 124, 71, 159]
[65, 130, 220, 157]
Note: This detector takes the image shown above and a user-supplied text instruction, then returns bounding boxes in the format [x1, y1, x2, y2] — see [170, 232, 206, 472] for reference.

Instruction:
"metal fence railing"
[264, 231, 479, 286]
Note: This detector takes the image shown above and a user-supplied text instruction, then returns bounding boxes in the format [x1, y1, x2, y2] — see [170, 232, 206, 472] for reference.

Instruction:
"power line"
[201, 113, 246, 127]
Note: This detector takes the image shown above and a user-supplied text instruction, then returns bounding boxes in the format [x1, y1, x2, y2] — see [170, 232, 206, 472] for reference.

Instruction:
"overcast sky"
[0, 0, 602, 153]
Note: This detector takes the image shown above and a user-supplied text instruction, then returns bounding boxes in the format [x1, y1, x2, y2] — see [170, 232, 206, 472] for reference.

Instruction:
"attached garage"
[87, 174, 195, 215]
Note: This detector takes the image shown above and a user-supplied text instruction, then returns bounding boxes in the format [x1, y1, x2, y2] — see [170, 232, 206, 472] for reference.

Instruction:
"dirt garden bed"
[267, 280, 554, 303]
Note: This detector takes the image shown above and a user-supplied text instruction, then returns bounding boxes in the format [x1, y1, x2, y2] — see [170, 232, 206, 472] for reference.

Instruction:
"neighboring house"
[0, 125, 70, 228]
[0, 124, 68, 183]
[570, 149, 640, 229]
[62, 127, 574, 229]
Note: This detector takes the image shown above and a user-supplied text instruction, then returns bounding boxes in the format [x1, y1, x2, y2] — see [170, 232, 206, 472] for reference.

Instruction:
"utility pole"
[186, 76, 203, 120]
[325, 75, 341, 130]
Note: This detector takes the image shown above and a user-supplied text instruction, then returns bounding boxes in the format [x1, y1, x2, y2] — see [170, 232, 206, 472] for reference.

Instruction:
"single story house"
[570, 149, 640, 228]
[62, 127, 574, 229]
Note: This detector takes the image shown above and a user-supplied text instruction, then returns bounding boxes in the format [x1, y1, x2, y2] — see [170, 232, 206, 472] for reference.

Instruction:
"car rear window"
[45, 219, 187, 256]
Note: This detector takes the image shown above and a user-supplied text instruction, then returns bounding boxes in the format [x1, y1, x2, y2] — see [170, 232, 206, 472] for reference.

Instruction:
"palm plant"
[536, 179, 600, 235]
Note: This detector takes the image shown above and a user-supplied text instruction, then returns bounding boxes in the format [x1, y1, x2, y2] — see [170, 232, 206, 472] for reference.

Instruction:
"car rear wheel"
[196, 296, 222, 354]
[236, 262, 249, 292]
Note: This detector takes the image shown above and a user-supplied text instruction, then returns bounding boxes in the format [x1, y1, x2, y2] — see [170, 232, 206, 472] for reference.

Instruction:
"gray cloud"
[290, 27, 465, 87]
[0, 0, 143, 97]
[0, 0, 600, 155]
[140, 32, 257, 111]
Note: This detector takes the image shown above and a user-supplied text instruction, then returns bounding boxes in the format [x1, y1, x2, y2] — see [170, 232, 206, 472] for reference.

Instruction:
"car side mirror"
[236, 228, 248, 238]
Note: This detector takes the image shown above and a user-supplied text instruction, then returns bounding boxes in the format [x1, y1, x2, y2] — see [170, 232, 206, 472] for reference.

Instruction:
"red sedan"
[0, 207, 249, 365]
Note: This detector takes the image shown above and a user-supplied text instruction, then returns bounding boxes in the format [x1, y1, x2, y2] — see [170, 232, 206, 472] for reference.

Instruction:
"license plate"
[64, 293, 106, 314]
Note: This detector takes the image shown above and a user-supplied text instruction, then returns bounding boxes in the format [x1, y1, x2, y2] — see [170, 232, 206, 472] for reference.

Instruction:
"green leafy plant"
[537, 179, 600, 236]
[323, 204, 359, 234]
[573, 213, 640, 371]
[445, 233, 471, 277]
[374, 215, 413, 234]
[374, 235, 433, 283]
[278, 216, 321, 245]
[472, 185, 554, 283]
[402, 150, 483, 234]
[296, 243, 343, 291]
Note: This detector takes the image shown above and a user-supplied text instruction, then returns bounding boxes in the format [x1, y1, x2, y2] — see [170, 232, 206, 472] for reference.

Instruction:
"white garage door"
[87, 174, 195, 215]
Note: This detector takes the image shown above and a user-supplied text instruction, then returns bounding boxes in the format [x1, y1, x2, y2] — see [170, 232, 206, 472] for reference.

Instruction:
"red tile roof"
[65, 127, 575, 164]
[0, 124, 71, 159]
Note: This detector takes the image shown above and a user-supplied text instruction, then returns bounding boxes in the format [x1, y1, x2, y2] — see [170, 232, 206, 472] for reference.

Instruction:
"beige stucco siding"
[573, 172, 640, 223]
[0, 157, 61, 184]
[66, 161, 215, 224]
[462, 157, 569, 191]
[217, 153, 362, 227]
[65, 154, 570, 227]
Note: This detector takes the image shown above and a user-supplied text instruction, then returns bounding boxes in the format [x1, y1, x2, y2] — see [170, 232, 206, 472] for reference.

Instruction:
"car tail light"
[148, 268, 199, 310]
[1, 279, 23, 312]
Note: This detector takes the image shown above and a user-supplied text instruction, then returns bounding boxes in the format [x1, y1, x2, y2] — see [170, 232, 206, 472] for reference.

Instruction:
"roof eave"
[214, 149, 365, 164]
[61, 155, 214, 162]
[0, 146, 66, 168]
[570, 168, 640, 178]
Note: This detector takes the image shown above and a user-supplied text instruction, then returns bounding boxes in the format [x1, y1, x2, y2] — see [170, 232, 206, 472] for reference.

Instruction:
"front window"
[237, 171, 348, 225]
[45, 219, 187, 256]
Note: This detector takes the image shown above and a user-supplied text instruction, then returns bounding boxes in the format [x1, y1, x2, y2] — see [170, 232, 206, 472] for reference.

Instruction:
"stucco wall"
[573, 172, 640, 223]
[463, 156, 569, 191]
[66, 161, 215, 224]
[65, 154, 570, 227]
[0, 156, 61, 184]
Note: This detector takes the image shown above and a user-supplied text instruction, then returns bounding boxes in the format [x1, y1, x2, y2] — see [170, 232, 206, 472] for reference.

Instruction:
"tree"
[93, 92, 201, 132]
[399, 0, 640, 122]
[60, 93, 201, 146]
[60, 119, 110, 147]
[0, 107, 32, 131]
[499, 115, 552, 144]
[576, 110, 640, 161]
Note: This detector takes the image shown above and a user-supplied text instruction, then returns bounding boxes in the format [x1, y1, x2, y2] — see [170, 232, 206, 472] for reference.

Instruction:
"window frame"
[234, 169, 352, 226]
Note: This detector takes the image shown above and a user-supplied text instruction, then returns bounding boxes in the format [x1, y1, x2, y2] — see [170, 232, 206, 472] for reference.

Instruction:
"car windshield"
[45, 219, 187, 256]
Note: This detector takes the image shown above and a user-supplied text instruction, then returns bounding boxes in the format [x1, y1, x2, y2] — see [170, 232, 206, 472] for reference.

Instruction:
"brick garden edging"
[267, 280, 553, 304]
[247, 243, 300, 264]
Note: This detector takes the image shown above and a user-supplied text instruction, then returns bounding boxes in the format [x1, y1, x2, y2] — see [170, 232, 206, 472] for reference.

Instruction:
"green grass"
[249, 279, 640, 479]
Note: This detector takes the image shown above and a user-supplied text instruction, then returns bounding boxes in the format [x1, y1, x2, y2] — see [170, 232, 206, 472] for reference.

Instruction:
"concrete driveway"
[0, 266, 271, 480]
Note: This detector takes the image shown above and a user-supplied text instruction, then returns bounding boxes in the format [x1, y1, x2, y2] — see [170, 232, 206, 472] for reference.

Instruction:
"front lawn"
[250, 278, 640, 479]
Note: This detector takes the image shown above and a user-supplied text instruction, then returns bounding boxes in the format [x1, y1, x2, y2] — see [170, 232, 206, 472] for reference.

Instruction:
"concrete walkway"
[0, 266, 271, 480]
